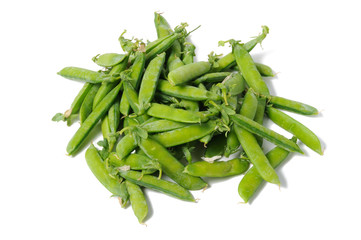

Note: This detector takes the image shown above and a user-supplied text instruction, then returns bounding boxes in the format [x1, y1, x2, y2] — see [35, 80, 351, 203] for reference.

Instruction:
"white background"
[1, 0, 360, 239]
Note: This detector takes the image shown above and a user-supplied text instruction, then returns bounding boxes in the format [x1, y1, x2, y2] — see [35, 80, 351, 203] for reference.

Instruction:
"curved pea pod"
[119, 170, 195, 202]
[182, 42, 196, 65]
[238, 138, 296, 203]
[85, 144, 129, 207]
[101, 115, 111, 146]
[147, 103, 208, 123]
[138, 52, 166, 111]
[66, 82, 123, 155]
[145, 33, 180, 62]
[266, 107, 323, 155]
[154, 12, 173, 38]
[204, 134, 227, 160]
[123, 81, 141, 115]
[138, 137, 207, 190]
[115, 133, 137, 160]
[231, 114, 303, 153]
[168, 61, 211, 86]
[168, 57, 185, 72]
[232, 62, 274, 77]
[157, 80, 221, 101]
[193, 72, 231, 85]
[268, 95, 319, 115]
[125, 180, 148, 223]
[92, 53, 127, 68]
[223, 72, 245, 96]
[224, 127, 240, 158]
[142, 119, 189, 133]
[178, 99, 199, 112]
[79, 84, 101, 124]
[57, 67, 113, 84]
[151, 120, 217, 147]
[184, 158, 249, 177]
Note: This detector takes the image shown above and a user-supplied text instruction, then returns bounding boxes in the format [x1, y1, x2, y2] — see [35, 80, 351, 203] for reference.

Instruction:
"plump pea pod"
[147, 103, 208, 123]
[85, 144, 129, 206]
[66, 82, 123, 155]
[268, 96, 319, 115]
[115, 133, 137, 160]
[234, 89, 280, 185]
[93, 53, 127, 68]
[212, 26, 269, 72]
[223, 72, 245, 96]
[142, 119, 189, 133]
[182, 42, 196, 65]
[266, 107, 323, 155]
[154, 12, 172, 38]
[119, 169, 195, 202]
[101, 115, 111, 146]
[119, 52, 146, 116]
[139, 137, 207, 190]
[57, 67, 113, 84]
[204, 134, 227, 160]
[179, 99, 199, 112]
[168, 57, 185, 72]
[233, 43, 270, 96]
[93, 58, 128, 108]
[193, 72, 231, 85]
[224, 127, 240, 158]
[125, 180, 148, 224]
[199, 132, 214, 146]
[168, 61, 211, 86]
[157, 80, 221, 101]
[253, 97, 267, 145]
[138, 52, 166, 110]
[184, 158, 250, 177]
[145, 33, 180, 62]
[107, 99, 121, 151]
[232, 62, 274, 77]
[123, 81, 142, 115]
[231, 114, 303, 154]
[238, 138, 296, 203]
[79, 84, 100, 124]
[151, 120, 217, 147]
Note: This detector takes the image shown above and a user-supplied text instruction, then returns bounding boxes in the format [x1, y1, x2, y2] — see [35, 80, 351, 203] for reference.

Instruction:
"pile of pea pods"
[53, 13, 323, 223]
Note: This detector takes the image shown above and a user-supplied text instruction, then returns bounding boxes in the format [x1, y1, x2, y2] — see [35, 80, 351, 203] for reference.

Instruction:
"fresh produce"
[53, 12, 323, 223]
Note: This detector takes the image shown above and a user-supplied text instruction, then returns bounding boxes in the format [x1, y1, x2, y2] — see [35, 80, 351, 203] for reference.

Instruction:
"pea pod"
[154, 12, 172, 38]
[224, 127, 240, 158]
[182, 42, 196, 65]
[157, 80, 221, 101]
[138, 52, 166, 111]
[146, 33, 181, 62]
[238, 138, 296, 203]
[151, 120, 217, 147]
[93, 53, 127, 67]
[125, 180, 148, 224]
[115, 133, 137, 160]
[204, 134, 227, 160]
[168, 61, 211, 86]
[138, 137, 207, 190]
[184, 158, 249, 177]
[142, 119, 189, 133]
[266, 107, 322, 155]
[223, 72, 245, 96]
[79, 84, 100, 124]
[193, 72, 231, 85]
[268, 95, 319, 115]
[232, 62, 275, 77]
[85, 144, 129, 207]
[58, 67, 113, 84]
[147, 103, 208, 123]
[66, 82, 123, 155]
[118, 170, 195, 202]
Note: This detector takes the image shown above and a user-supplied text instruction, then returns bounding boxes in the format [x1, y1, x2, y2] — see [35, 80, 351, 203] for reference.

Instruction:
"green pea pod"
[146, 34, 180, 62]
[234, 89, 280, 185]
[85, 144, 128, 206]
[123, 81, 141, 115]
[157, 80, 221, 101]
[115, 133, 137, 160]
[101, 115, 111, 147]
[125, 180, 148, 224]
[66, 82, 123, 155]
[139, 137, 207, 190]
[184, 158, 250, 177]
[79, 84, 100, 124]
[193, 72, 231, 85]
[238, 138, 296, 203]
[93, 53, 127, 67]
[168, 57, 185, 72]
[178, 99, 199, 112]
[138, 52, 166, 111]
[58, 67, 113, 84]
[231, 114, 303, 154]
[154, 12, 173, 38]
[142, 119, 189, 133]
[232, 62, 275, 77]
[168, 61, 211, 86]
[107, 99, 121, 151]
[266, 107, 323, 155]
[224, 127, 240, 157]
[151, 120, 217, 147]
[268, 95, 319, 115]
[147, 103, 208, 123]
[119, 170, 195, 202]
[182, 42, 196, 65]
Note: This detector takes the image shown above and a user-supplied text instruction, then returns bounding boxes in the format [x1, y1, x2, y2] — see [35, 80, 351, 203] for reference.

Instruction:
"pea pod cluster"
[53, 12, 323, 223]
